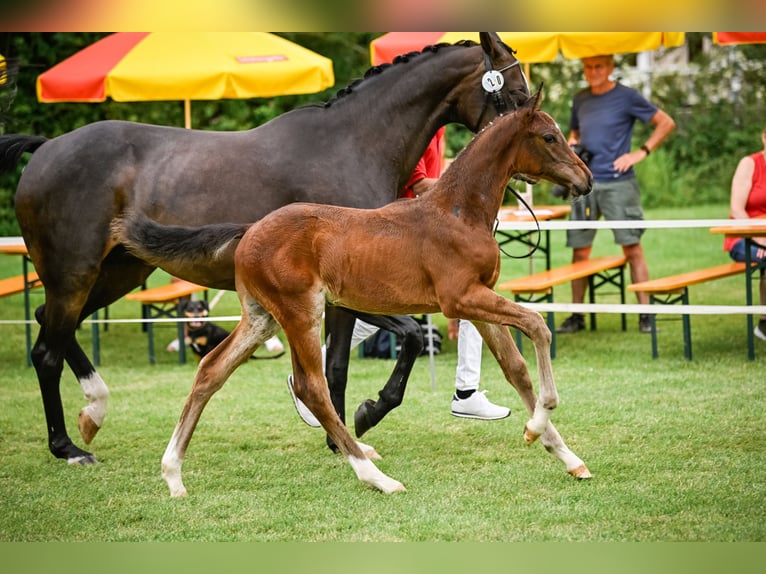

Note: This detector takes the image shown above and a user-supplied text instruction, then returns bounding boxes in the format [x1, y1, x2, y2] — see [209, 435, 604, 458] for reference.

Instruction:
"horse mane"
[321, 40, 479, 109]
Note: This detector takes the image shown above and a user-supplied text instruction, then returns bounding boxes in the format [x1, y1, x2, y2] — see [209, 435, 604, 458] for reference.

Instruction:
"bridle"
[471, 55, 526, 132]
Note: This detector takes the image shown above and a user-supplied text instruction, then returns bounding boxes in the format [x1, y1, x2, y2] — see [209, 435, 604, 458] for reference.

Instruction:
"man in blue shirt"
[557, 54, 676, 334]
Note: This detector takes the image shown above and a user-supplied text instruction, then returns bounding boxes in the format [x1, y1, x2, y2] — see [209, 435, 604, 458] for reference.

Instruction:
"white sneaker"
[451, 390, 510, 420]
[286, 375, 321, 428]
[265, 336, 285, 353]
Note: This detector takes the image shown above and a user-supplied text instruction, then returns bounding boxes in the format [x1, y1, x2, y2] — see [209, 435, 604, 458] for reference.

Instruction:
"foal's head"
[512, 89, 593, 199]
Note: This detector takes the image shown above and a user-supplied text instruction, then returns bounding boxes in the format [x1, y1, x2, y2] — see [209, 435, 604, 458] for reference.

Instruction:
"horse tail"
[113, 211, 250, 280]
[0, 134, 48, 172]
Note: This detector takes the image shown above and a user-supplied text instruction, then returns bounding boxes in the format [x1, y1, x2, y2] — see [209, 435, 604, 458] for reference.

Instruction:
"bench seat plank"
[126, 280, 207, 304]
[0, 271, 41, 298]
[497, 255, 627, 294]
[628, 262, 747, 295]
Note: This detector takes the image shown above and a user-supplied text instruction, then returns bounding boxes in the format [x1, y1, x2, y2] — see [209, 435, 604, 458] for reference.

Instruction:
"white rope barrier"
[496, 218, 766, 231]
[2, 303, 766, 327]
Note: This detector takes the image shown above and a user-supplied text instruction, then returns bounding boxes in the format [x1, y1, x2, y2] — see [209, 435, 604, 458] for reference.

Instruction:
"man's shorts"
[566, 176, 645, 249]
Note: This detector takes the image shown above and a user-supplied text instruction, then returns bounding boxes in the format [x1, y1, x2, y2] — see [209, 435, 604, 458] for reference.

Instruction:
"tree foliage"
[1, 32, 765, 234]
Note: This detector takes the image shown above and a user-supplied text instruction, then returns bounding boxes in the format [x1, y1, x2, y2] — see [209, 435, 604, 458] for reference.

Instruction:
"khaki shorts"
[566, 176, 645, 249]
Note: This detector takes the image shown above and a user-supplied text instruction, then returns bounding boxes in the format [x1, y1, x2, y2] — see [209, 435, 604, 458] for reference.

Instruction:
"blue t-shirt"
[570, 83, 658, 182]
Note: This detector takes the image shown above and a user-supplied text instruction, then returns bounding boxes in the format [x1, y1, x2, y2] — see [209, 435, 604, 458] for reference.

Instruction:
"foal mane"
[321, 40, 479, 109]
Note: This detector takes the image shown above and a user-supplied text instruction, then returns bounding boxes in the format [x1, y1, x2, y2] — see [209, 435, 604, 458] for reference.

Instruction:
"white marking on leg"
[79, 372, 109, 427]
[527, 401, 552, 437]
[161, 425, 188, 497]
[347, 455, 405, 494]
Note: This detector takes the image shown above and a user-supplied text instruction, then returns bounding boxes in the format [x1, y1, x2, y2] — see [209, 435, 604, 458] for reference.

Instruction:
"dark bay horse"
[116, 89, 593, 496]
[0, 33, 531, 466]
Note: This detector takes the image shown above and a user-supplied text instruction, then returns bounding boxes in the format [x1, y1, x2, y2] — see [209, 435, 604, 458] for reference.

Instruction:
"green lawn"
[0, 204, 764, 542]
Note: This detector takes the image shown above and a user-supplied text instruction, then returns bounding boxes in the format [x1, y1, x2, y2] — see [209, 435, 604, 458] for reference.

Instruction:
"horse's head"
[512, 87, 593, 199]
[453, 32, 531, 133]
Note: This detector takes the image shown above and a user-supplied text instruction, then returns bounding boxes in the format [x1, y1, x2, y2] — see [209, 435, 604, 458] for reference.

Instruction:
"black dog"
[180, 299, 285, 360]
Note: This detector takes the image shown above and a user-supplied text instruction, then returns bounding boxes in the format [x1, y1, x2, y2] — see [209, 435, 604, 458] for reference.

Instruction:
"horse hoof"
[523, 425, 540, 445]
[354, 399, 376, 438]
[67, 453, 98, 465]
[568, 464, 592, 480]
[78, 409, 100, 444]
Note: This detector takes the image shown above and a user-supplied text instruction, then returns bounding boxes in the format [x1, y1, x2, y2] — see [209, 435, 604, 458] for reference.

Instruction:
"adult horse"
[116, 89, 593, 496]
[0, 33, 530, 466]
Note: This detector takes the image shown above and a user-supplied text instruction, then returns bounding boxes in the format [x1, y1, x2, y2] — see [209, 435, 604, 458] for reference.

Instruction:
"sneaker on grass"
[451, 390, 510, 420]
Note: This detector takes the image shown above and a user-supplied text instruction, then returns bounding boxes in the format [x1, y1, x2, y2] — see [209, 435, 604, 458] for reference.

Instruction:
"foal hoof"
[568, 464, 592, 480]
[523, 425, 541, 445]
[78, 409, 100, 444]
[354, 399, 376, 438]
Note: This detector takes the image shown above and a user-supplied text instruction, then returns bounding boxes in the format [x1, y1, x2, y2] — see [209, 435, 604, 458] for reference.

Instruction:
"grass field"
[0, 204, 764, 543]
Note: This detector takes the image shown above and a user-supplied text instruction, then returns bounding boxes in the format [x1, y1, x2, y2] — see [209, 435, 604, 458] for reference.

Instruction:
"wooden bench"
[497, 255, 627, 358]
[628, 262, 749, 360]
[0, 271, 44, 366]
[0, 271, 42, 299]
[125, 280, 209, 364]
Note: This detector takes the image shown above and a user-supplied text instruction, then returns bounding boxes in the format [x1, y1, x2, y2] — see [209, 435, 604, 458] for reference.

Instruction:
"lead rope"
[494, 183, 541, 259]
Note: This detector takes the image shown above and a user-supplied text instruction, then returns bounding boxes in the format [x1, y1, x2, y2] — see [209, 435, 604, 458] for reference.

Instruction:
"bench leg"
[649, 305, 659, 359]
[143, 304, 156, 365]
[90, 310, 100, 367]
[177, 317, 186, 365]
[681, 290, 692, 361]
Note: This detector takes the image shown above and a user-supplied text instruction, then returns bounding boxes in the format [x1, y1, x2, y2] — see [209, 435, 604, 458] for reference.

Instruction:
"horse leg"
[349, 311, 424, 437]
[71, 253, 155, 444]
[31, 301, 99, 464]
[283, 315, 405, 494]
[162, 294, 279, 497]
[472, 320, 591, 479]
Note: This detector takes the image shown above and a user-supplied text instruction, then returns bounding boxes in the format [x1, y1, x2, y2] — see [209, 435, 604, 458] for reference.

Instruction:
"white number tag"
[481, 70, 504, 93]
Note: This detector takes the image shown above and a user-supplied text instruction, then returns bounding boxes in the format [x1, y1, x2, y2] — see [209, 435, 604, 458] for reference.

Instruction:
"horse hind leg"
[162, 295, 280, 497]
[350, 312, 424, 438]
[281, 310, 405, 494]
[72, 255, 155, 445]
[31, 303, 99, 464]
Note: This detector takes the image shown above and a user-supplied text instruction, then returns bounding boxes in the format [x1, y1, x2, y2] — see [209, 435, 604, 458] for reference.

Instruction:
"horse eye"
[543, 134, 556, 144]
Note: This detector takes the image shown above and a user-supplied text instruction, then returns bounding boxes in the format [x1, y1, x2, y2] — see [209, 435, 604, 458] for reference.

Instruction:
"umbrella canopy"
[713, 32, 766, 45]
[371, 32, 685, 65]
[38, 32, 334, 127]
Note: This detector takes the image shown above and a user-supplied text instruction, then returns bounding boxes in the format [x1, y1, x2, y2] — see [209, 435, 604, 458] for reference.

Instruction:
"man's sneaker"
[639, 314, 654, 334]
[286, 375, 321, 428]
[755, 319, 766, 342]
[451, 390, 510, 420]
[556, 313, 585, 334]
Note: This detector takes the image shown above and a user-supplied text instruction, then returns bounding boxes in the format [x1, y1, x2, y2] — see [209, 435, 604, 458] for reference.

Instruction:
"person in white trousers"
[288, 317, 509, 427]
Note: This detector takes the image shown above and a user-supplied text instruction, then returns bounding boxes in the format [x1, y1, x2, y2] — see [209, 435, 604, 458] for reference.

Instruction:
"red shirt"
[401, 127, 446, 198]
[724, 151, 766, 251]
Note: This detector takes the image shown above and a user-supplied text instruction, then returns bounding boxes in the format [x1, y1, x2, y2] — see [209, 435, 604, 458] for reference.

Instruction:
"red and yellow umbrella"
[713, 32, 766, 45]
[37, 32, 334, 128]
[371, 32, 685, 65]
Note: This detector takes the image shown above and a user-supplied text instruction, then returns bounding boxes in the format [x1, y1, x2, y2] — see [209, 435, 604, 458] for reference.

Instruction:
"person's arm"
[613, 109, 676, 172]
[730, 155, 755, 220]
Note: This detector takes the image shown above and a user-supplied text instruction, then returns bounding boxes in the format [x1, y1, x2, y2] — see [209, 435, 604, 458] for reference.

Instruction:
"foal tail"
[0, 134, 48, 172]
[113, 211, 251, 284]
